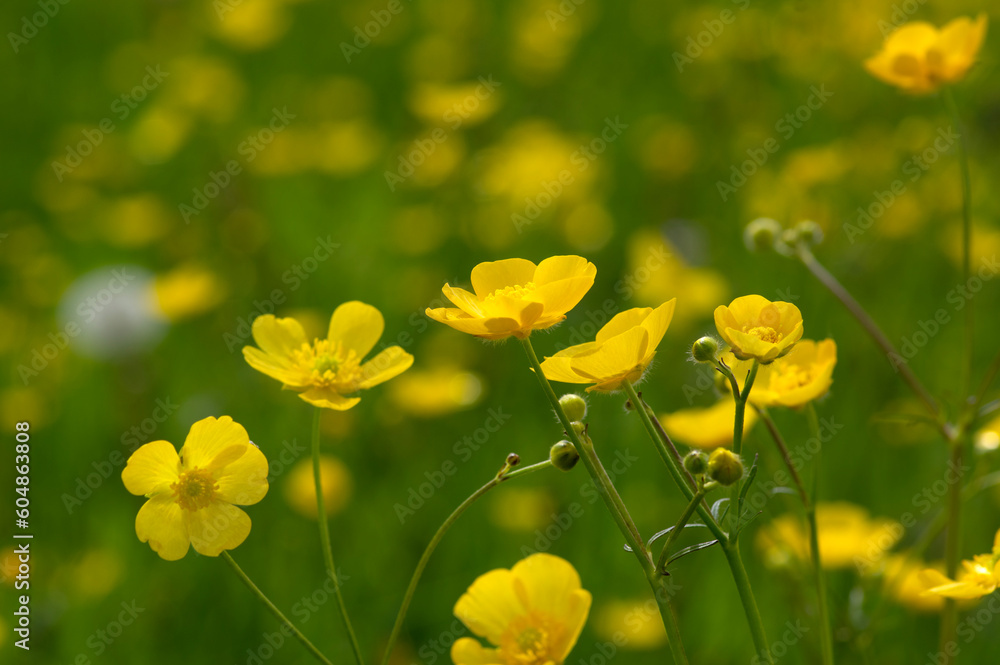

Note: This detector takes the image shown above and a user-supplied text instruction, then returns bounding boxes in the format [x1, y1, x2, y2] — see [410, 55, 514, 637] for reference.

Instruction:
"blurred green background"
[2, 0, 1000, 663]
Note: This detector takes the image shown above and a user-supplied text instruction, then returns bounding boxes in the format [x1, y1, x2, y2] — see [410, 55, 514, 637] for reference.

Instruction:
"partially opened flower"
[451, 553, 591, 665]
[714, 295, 803, 363]
[121, 416, 268, 561]
[243, 301, 413, 410]
[540, 301, 676, 392]
[921, 528, 1000, 599]
[425, 256, 596, 340]
[660, 399, 757, 449]
[865, 15, 988, 95]
[726, 339, 837, 408]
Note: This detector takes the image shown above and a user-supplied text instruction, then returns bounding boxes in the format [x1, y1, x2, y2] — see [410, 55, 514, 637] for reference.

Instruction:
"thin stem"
[656, 486, 707, 575]
[941, 440, 963, 662]
[640, 397, 699, 492]
[311, 408, 365, 665]
[805, 404, 835, 665]
[754, 406, 808, 505]
[221, 552, 335, 665]
[722, 542, 774, 665]
[381, 459, 553, 665]
[731, 360, 759, 538]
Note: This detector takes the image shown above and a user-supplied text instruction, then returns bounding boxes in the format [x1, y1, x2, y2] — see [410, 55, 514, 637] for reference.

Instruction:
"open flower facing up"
[865, 15, 988, 95]
[122, 416, 268, 561]
[715, 295, 803, 363]
[727, 339, 837, 409]
[922, 528, 1000, 599]
[243, 301, 413, 410]
[540, 301, 676, 392]
[660, 399, 757, 449]
[425, 256, 596, 340]
[451, 553, 591, 665]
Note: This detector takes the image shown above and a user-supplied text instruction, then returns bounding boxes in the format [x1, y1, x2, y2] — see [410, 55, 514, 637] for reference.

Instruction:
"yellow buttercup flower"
[121, 416, 268, 561]
[660, 399, 757, 450]
[540, 301, 676, 392]
[451, 553, 591, 665]
[865, 15, 988, 95]
[727, 339, 837, 409]
[714, 295, 803, 363]
[921, 528, 1000, 599]
[880, 555, 948, 613]
[243, 301, 414, 410]
[426, 256, 596, 341]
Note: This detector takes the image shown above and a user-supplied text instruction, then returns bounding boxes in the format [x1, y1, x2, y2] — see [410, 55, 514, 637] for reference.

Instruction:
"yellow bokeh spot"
[285, 456, 353, 519]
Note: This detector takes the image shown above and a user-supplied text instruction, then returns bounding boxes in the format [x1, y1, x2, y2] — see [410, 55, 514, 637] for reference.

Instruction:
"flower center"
[294, 339, 364, 391]
[500, 613, 563, 665]
[745, 325, 782, 344]
[486, 282, 537, 301]
[171, 468, 218, 512]
[769, 362, 812, 393]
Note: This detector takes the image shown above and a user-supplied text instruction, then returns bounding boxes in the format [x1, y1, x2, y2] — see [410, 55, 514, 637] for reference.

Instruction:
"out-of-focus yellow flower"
[451, 553, 591, 665]
[975, 414, 1000, 453]
[211, 0, 292, 51]
[660, 399, 757, 450]
[540, 302, 676, 392]
[426, 256, 596, 341]
[70, 549, 123, 598]
[409, 81, 501, 126]
[102, 194, 173, 247]
[121, 416, 268, 561]
[715, 295, 803, 363]
[922, 528, 1000, 599]
[388, 366, 483, 417]
[243, 302, 414, 410]
[728, 339, 837, 409]
[880, 555, 947, 613]
[151, 264, 226, 322]
[594, 600, 667, 650]
[756, 502, 901, 570]
[865, 15, 987, 95]
[489, 488, 556, 532]
[284, 456, 352, 519]
[0, 547, 18, 587]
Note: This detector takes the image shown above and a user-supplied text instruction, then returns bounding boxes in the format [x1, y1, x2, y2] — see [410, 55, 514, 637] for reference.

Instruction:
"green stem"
[381, 459, 553, 665]
[656, 486, 707, 575]
[941, 439, 963, 662]
[754, 406, 808, 505]
[639, 397, 699, 493]
[221, 552, 335, 665]
[519, 338, 689, 665]
[731, 360, 759, 538]
[805, 404, 835, 665]
[311, 408, 365, 665]
[722, 542, 774, 665]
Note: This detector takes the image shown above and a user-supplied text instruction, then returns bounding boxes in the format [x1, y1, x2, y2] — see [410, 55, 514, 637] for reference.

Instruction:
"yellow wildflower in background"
[121, 416, 268, 561]
[243, 301, 413, 410]
[921, 528, 1000, 599]
[451, 553, 591, 665]
[880, 555, 948, 613]
[660, 399, 757, 449]
[540, 301, 676, 392]
[715, 295, 803, 363]
[426, 256, 596, 340]
[727, 339, 837, 409]
[865, 15, 987, 95]
[284, 456, 353, 519]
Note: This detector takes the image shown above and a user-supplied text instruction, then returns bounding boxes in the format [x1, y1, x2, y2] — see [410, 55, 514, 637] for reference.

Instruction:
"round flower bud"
[559, 393, 588, 422]
[683, 450, 708, 475]
[707, 449, 744, 486]
[691, 336, 720, 363]
[570, 421, 586, 436]
[795, 220, 824, 246]
[743, 218, 782, 253]
[550, 440, 580, 472]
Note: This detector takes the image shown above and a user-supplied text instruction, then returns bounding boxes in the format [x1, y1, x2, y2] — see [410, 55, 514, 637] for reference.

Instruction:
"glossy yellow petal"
[454, 568, 524, 644]
[533, 276, 596, 318]
[661, 399, 757, 449]
[215, 443, 269, 506]
[451, 637, 504, 665]
[184, 501, 251, 557]
[639, 300, 677, 360]
[426, 308, 512, 339]
[122, 440, 180, 497]
[924, 579, 993, 600]
[555, 589, 592, 660]
[596, 307, 652, 344]
[135, 495, 190, 561]
[569, 327, 649, 388]
[298, 387, 362, 411]
[179, 416, 250, 471]
[328, 301, 385, 358]
[533, 255, 596, 286]
[510, 553, 589, 635]
[358, 346, 414, 389]
[250, 314, 309, 360]
[540, 355, 591, 384]
[470, 258, 537, 297]
[442, 284, 485, 317]
[242, 346, 311, 387]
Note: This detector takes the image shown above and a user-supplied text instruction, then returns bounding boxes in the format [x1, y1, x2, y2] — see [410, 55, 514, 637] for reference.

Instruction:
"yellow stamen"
[171, 468, 218, 512]
[487, 282, 537, 301]
[745, 325, 782, 344]
[500, 613, 563, 665]
[292, 339, 364, 392]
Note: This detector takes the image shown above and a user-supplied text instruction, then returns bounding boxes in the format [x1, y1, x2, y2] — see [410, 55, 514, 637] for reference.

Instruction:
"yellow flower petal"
[298, 387, 362, 410]
[533, 255, 596, 285]
[242, 346, 311, 387]
[509, 553, 592, 659]
[595, 307, 652, 344]
[470, 258, 537, 297]
[184, 501, 251, 557]
[135, 495, 190, 561]
[179, 416, 250, 471]
[122, 440, 180, 497]
[250, 314, 309, 360]
[358, 346, 415, 389]
[442, 285, 486, 317]
[570, 327, 649, 390]
[661, 399, 757, 449]
[328, 301, 385, 358]
[533, 276, 596, 318]
[455, 568, 524, 644]
[451, 637, 503, 665]
[215, 443, 269, 506]
[638, 300, 677, 361]
[540, 354, 591, 384]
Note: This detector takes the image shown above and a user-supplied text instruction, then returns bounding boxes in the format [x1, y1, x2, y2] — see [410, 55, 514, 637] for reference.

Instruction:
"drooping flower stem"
[221, 552, 335, 665]
[519, 337, 689, 665]
[311, 408, 365, 665]
[805, 404, 835, 665]
[381, 458, 553, 665]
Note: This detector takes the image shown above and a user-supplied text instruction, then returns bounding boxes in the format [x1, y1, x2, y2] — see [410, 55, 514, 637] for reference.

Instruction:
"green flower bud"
[691, 336, 720, 363]
[550, 440, 580, 472]
[683, 450, 708, 475]
[743, 218, 782, 253]
[559, 393, 588, 422]
[570, 421, 586, 436]
[707, 448, 744, 486]
[795, 220, 824, 246]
